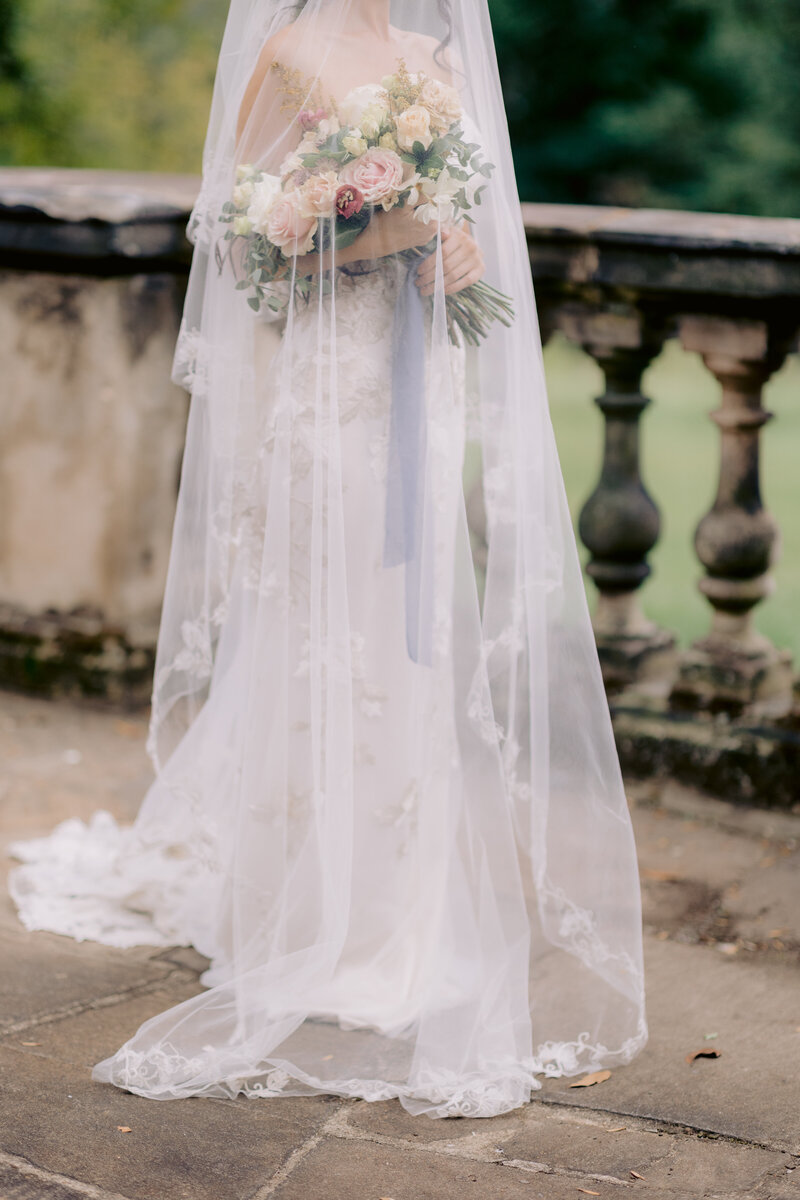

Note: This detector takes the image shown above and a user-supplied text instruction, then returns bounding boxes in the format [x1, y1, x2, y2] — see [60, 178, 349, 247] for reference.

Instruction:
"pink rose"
[267, 192, 318, 256]
[339, 147, 404, 206]
[335, 184, 364, 220]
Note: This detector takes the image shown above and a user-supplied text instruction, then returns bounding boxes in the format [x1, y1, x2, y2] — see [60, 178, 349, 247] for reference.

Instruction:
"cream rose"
[342, 132, 368, 158]
[266, 192, 318, 255]
[418, 78, 461, 132]
[297, 171, 339, 219]
[339, 147, 404, 206]
[396, 105, 433, 152]
[246, 174, 282, 234]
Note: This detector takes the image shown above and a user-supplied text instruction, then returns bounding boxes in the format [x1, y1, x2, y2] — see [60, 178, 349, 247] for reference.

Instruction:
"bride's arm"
[294, 210, 485, 292]
[293, 204, 436, 274]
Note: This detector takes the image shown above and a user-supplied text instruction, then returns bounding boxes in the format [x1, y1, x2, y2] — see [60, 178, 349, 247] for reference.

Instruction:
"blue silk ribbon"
[383, 258, 433, 667]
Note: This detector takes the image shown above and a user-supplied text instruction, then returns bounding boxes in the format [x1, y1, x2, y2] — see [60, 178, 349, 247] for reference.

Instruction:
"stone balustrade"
[515, 203, 800, 805]
[1, 170, 798, 804]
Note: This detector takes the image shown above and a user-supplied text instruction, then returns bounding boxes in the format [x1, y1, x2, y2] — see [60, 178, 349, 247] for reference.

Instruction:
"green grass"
[544, 335, 800, 661]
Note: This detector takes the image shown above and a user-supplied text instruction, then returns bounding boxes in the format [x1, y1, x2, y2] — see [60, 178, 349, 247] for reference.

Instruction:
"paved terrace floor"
[0, 691, 798, 1200]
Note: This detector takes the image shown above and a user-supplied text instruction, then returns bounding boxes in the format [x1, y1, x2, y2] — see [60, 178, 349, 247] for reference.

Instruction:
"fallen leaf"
[577, 1190, 600, 1196]
[630, 1170, 645, 1179]
[117, 1126, 132, 1133]
[321, 1054, 334, 1061]
[685, 1049, 722, 1064]
[21, 1042, 41, 1047]
[570, 1070, 612, 1088]
[703, 1032, 718, 1040]
[607, 1126, 627, 1132]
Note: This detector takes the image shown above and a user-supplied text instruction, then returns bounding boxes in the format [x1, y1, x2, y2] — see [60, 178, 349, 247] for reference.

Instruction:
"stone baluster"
[558, 301, 677, 692]
[673, 315, 795, 716]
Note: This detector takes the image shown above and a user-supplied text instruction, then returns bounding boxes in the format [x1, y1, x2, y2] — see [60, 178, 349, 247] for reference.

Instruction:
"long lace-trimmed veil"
[9, 0, 646, 1118]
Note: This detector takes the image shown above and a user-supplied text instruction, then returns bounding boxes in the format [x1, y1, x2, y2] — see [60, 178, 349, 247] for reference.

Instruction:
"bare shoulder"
[253, 22, 295, 77]
[393, 28, 463, 87]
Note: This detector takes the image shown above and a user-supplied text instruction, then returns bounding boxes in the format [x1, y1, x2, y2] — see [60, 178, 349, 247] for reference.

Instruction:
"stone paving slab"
[0, 696, 150, 839]
[0, 1158, 125, 1200]
[539, 939, 800, 1153]
[340, 1099, 790, 1194]
[2, 693, 800, 1199]
[262, 1122, 700, 1200]
[0, 927, 176, 1036]
[0, 980, 205, 1070]
[0, 1046, 337, 1200]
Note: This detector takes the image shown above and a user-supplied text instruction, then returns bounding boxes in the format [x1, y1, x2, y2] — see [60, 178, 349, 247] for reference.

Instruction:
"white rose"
[418, 78, 462, 132]
[396, 105, 433, 152]
[233, 215, 253, 236]
[379, 131, 398, 152]
[339, 83, 389, 128]
[246, 174, 282, 235]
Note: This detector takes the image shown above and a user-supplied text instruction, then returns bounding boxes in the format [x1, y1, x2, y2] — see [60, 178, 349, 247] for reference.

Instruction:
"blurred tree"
[0, 0, 796, 215]
[0, 0, 225, 172]
[491, 0, 754, 211]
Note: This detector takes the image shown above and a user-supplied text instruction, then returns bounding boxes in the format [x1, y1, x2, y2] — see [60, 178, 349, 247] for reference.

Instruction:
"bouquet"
[218, 60, 514, 347]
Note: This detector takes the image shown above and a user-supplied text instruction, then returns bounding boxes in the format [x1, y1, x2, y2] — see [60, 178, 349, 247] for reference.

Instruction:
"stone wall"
[0, 170, 197, 702]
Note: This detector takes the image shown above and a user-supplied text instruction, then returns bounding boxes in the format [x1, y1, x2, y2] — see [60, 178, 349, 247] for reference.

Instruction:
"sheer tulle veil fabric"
[8, 0, 647, 1117]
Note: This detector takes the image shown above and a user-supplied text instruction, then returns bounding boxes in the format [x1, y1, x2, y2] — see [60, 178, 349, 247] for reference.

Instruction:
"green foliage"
[0, 0, 797, 214]
[490, 0, 800, 216]
[0, 0, 225, 172]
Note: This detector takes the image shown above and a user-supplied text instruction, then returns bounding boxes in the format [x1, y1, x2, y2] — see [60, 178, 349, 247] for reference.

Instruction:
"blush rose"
[339, 147, 404, 206]
[267, 192, 318, 256]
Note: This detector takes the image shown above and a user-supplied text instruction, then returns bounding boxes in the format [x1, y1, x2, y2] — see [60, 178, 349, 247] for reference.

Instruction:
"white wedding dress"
[9, 0, 647, 1117]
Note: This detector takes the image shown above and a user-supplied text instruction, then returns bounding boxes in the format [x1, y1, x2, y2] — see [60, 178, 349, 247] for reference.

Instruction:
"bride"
[9, 0, 647, 1118]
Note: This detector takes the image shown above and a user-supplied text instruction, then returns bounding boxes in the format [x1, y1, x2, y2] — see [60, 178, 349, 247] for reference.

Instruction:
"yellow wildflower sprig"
[270, 60, 329, 117]
[386, 57, 424, 118]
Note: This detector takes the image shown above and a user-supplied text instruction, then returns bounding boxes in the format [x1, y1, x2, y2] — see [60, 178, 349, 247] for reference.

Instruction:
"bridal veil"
[9, 0, 647, 1118]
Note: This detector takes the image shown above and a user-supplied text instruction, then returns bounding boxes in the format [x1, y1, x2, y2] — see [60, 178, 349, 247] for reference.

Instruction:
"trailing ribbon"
[384, 258, 433, 666]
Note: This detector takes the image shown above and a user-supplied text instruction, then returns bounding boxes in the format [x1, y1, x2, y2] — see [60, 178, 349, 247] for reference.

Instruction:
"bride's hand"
[415, 225, 485, 297]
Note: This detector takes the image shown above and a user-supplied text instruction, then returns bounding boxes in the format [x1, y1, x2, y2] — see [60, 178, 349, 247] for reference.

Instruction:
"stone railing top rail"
[522, 203, 800, 304]
[0, 168, 202, 272]
[521, 202, 800, 257]
[0, 168, 200, 225]
[1, 168, 799, 297]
